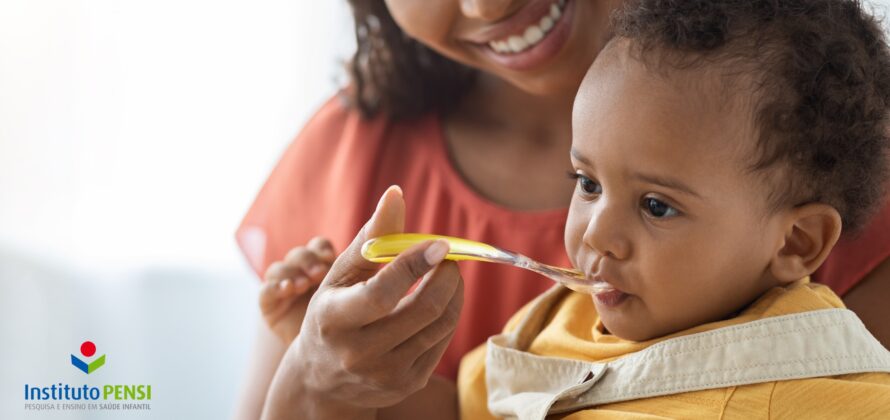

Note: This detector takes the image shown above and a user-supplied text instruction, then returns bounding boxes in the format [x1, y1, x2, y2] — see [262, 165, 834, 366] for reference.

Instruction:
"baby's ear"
[768, 203, 842, 284]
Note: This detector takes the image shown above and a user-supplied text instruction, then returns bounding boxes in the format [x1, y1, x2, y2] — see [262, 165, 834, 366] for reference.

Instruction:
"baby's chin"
[601, 312, 717, 342]
[596, 303, 674, 342]
[600, 319, 662, 342]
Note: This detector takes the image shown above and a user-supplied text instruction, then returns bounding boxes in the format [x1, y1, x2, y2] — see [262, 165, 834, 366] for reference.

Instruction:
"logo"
[23, 339, 154, 413]
[70, 341, 105, 374]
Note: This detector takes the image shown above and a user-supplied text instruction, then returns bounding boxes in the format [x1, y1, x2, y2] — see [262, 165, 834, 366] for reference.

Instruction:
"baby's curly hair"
[614, 0, 890, 233]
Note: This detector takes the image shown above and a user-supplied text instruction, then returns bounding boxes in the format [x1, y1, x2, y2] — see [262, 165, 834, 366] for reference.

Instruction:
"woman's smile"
[467, 0, 576, 71]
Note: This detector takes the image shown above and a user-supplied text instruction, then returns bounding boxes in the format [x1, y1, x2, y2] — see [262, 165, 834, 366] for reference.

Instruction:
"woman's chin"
[502, 69, 586, 97]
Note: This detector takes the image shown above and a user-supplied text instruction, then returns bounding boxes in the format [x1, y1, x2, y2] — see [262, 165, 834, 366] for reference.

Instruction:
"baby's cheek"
[564, 214, 586, 269]
[639, 267, 712, 333]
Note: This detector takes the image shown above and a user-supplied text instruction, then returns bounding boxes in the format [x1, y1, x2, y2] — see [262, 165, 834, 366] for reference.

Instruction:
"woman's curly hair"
[345, 1, 477, 120]
[614, 0, 890, 233]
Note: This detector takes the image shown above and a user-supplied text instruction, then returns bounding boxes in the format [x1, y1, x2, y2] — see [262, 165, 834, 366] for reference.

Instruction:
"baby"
[458, 1, 890, 418]
[260, 0, 890, 418]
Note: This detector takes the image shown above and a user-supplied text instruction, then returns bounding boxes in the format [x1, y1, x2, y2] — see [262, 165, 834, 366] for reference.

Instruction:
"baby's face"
[565, 40, 789, 341]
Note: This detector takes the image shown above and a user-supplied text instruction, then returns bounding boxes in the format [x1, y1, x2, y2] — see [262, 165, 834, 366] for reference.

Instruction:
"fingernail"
[278, 279, 290, 290]
[370, 189, 390, 224]
[308, 265, 325, 277]
[424, 240, 449, 265]
[369, 185, 401, 226]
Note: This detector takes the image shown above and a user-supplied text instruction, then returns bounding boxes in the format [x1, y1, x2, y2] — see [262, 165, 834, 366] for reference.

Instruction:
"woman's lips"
[466, 0, 564, 43]
[472, 0, 576, 71]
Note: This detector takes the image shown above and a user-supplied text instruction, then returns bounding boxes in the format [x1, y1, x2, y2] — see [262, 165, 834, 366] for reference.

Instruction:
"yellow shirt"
[458, 280, 890, 419]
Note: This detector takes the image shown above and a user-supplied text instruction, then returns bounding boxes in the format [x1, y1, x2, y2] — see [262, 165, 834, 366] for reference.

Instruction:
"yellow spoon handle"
[360, 233, 608, 294]
[361, 233, 512, 263]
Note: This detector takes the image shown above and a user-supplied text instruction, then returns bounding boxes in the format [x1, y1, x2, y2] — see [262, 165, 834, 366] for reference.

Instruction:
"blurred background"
[1, 0, 889, 419]
[0, 0, 352, 418]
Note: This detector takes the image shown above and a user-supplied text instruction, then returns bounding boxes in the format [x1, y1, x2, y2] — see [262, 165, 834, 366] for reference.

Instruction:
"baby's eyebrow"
[632, 172, 703, 199]
[570, 148, 592, 166]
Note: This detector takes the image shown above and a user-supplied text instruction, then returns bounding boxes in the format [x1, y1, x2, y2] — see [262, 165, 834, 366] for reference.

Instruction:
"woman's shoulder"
[235, 92, 442, 277]
[282, 93, 378, 163]
[272, 91, 445, 195]
[286, 91, 436, 162]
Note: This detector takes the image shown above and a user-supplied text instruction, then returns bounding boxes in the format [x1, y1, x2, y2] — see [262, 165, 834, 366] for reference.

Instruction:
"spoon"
[361, 233, 612, 294]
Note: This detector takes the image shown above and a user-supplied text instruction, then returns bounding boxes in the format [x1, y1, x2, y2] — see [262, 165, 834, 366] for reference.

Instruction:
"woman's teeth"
[489, 0, 566, 54]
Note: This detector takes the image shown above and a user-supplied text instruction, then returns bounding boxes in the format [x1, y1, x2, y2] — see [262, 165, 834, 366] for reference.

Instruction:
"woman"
[235, 0, 890, 418]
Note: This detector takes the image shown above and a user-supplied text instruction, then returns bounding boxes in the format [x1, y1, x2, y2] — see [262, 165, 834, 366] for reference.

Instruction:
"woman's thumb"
[322, 185, 405, 288]
[365, 185, 405, 238]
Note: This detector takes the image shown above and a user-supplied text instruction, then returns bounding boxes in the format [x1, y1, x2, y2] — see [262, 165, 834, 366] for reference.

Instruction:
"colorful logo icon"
[70, 341, 105, 374]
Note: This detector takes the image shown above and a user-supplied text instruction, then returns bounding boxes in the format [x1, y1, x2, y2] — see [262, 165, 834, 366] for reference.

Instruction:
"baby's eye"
[579, 176, 601, 195]
[567, 172, 602, 196]
[642, 197, 679, 218]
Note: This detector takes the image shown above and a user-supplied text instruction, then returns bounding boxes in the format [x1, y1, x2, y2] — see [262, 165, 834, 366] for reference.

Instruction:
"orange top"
[236, 93, 890, 379]
[236, 94, 568, 380]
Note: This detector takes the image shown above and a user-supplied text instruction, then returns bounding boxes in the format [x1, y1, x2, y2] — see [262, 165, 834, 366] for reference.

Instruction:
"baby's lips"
[590, 274, 624, 294]
[590, 281, 616, 294]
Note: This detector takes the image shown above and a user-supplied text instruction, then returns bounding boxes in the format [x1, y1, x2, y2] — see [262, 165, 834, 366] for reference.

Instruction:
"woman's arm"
[259, 364, 458, 420]
[843, 256, 890, 349]
[378, 376, 459, 420]
[259, 187, 464, 420]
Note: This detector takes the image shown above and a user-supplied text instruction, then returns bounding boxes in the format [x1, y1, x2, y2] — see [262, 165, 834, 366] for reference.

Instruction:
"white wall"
[0, 0, 353, 419]
[0, 0, 354, 268]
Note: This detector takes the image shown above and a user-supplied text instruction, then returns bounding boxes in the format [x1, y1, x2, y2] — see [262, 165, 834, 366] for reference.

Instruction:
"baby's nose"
[583, 202, 631, 260]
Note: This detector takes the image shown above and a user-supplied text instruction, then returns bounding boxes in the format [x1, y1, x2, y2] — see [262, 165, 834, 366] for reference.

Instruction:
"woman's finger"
[325, 240, 449, 328]
[390, 267, 463, 362]
[362, 261, 462, 351]
[410, 327, 458, 384]
[323, 185, 405, 289]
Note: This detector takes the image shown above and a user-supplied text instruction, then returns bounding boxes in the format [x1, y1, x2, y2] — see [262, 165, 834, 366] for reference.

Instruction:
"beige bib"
[486, 286, 890, 420]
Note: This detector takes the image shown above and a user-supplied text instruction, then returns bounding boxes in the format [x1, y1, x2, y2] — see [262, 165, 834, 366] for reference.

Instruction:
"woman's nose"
[460, 0, 515, 21]
[583, 200, 631, 260]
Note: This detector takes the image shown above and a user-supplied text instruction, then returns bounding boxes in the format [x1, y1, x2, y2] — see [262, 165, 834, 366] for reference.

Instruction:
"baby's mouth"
[593, 287, 629, 307]
[590, 276, 630, 307]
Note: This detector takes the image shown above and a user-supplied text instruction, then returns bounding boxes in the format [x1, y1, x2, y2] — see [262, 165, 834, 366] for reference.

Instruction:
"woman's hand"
[260, 237, 336, 345]
[261, 186, 464, 420]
